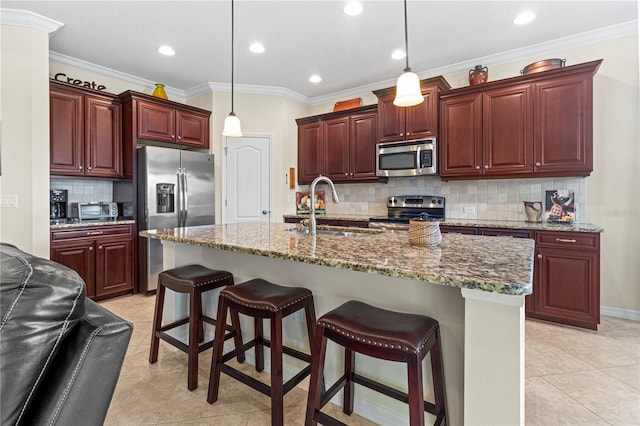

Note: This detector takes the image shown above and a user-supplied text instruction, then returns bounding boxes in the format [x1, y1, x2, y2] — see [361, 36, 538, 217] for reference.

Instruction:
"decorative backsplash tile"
[322, 177, 588, 223]
[50, 178, 113, 203]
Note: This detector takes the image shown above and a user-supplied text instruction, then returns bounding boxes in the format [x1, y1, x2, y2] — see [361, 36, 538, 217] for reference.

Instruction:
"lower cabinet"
[50, 224, 134, 301]
[440, 225, 600, 329]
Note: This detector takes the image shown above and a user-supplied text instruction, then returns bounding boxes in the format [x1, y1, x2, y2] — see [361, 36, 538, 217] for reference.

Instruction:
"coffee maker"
[50, 189, 68, 224]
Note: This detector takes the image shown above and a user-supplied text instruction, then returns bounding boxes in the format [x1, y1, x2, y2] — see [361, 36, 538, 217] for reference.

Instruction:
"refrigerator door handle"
[176, 168, 183, 226]
[183, 168, 189, 224]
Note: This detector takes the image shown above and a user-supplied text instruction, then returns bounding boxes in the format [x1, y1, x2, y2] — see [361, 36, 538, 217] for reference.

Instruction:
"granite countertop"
[284, 214, 602, 233]
[50, 218, 135, 229]
[141, 222, 535, 296]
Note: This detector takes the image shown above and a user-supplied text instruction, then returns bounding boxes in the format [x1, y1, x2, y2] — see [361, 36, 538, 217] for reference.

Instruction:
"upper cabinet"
[50, 81, 122, 178]
[119, 91, 211, 178]
[373, 76, 451, 143]
[296, 105, 378, 184]
[440, 60, 602, 180]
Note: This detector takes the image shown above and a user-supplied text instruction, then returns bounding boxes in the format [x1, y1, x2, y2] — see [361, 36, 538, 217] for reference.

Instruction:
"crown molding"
[49, 51, 183, 98]
[46, 19, 637, 105]
[0, 8, 64, 34]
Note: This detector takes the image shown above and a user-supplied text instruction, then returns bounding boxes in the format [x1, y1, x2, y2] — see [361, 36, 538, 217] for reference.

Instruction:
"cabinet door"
[350, 112, 377, 180]
[377, 94, 406, 143]
[137, 100, 176, 143]
[95, 237, 134, 298]
[176, 110, 209, 149]
[323, 117, 350, 181]
[298, 122, 323, 184]
[50, 88, 84, 176]
[534, 247, 599, 329]
[85, 96, 122, 177]
[440, 93, 483, 177]
[406, 86, 438, 139]
[483, 85, 533, 176]
[533, 74, 592, 175]
[51, 240, 96, 298]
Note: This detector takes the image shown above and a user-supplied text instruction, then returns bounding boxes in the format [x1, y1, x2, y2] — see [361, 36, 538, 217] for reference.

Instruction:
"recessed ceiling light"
[513, 11, 535, 25]
[309, 75, 322, 83]
[391, 50, 406, 60]
[158, 46, 175, 56]
[249, 42, 265, 53]
[343, 1, 363, 16]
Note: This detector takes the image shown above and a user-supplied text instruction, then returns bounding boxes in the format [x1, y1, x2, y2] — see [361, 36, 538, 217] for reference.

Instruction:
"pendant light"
[393, 0, 424, 107]
[222, 0, 243, 137]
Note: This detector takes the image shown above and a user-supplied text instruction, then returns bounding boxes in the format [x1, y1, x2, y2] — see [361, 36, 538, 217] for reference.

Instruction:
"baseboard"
[223, 342, 408, 424]
[601, 305, 640, 321]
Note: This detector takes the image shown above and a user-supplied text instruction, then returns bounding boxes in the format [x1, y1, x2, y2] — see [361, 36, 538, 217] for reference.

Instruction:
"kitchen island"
[141, 222, 535, 425]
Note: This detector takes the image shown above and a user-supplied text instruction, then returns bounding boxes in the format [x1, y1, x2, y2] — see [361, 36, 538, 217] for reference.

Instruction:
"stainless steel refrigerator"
[137, 146, 215, 292]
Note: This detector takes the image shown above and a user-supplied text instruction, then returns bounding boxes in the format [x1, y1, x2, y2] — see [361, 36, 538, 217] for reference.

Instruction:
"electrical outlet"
[463, 206, 476, 214]
[360, 204, 368, 211]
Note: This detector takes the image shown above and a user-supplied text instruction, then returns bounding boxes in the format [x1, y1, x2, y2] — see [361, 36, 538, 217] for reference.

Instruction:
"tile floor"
[101, 294, 640, 425]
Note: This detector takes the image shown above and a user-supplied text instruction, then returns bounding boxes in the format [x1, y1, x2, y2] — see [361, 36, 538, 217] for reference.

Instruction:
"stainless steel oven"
[376, 138, 437, 177]
[369, 195, 445, 230]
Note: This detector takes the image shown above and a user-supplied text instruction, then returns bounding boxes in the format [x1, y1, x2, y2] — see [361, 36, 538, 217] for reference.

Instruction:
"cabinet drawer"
[535, 231, 599, 251]
[51, 225, 133, 241]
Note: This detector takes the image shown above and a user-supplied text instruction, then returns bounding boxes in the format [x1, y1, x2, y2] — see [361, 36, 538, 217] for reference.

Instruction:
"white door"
[223, 134, 272, 223]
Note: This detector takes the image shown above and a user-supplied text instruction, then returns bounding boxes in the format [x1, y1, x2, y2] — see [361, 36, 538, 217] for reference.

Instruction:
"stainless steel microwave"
[69, 202, 118, 221]
[376, 138, 437, 177]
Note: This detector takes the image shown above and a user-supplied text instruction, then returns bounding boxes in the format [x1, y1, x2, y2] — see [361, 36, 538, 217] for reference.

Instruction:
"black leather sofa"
[0, 243, 133, 425]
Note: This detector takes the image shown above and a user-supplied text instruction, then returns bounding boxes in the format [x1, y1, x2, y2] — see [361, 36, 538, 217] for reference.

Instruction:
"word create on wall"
[54, 73, 106, 91]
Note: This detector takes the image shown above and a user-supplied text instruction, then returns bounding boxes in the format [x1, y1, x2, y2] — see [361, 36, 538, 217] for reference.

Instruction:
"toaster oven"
[69, 202, 118, 221]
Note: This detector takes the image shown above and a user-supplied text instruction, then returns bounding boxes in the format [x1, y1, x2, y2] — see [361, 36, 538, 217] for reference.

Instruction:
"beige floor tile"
[601, 363, 640, 391]
[525, 377, 608, 425]
[543, 369, 640, 425]
[525, 339, 595, 378]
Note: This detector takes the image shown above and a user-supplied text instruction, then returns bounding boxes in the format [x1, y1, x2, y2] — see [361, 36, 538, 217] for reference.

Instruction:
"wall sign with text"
[53, 73, 106, 91]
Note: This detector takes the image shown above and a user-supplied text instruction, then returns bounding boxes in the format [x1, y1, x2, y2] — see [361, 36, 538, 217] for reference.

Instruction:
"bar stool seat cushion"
[221, 278, 312, 312]
[318, 300, 438, 354]
[159, 265, 233, 291]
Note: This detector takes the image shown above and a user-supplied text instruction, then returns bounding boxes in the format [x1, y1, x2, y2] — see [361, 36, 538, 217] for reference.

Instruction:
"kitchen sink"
[287, 227, 380, 237]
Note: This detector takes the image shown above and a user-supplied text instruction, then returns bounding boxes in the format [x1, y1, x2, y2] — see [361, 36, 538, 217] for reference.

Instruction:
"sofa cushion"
[0, 243, 86, 426]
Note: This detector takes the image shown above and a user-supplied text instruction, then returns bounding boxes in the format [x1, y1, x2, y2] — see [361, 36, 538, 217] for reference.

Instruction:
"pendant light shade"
[222, 0, 242, 137]
[393, 0, 424, 107]
[222, 112, 242, 137]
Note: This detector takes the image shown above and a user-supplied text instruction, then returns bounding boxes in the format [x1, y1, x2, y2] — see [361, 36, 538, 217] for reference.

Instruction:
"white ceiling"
[4, 1, 638, 101]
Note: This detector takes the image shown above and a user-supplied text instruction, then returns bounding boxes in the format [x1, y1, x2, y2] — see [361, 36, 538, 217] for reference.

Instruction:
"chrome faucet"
[309, 175, 340, 235]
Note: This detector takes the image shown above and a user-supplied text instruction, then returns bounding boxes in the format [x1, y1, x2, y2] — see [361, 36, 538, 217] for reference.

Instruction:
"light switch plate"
[463, 206, 476, 214]
[0, 194, 18, 208]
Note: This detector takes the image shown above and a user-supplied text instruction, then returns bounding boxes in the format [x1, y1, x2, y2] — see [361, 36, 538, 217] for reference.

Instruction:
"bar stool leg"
[431, 329, 447, 425]
[187, 289, 201, 391]
[149, 282, 166, 364]
[207, 295, 229, 404]
[305, 324, 327, 426]
[255, 317, 264, 372]
[270, 311, 284, 426]
[343, 348, 355, 415]
[230, 309, 245, 362]
[407, 354, 426, 426]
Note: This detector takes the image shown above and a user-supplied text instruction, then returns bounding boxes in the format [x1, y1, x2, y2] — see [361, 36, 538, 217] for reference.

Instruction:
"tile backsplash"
[320, 176, 588, 223]
[50, 178, 113, 203]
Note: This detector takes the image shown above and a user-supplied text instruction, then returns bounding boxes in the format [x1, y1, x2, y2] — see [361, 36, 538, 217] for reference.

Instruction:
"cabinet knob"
[177, 136, 182, 140]
[98, 245, 103, 250]
[535, 162, 541, 166]
[407, 132, 411, 136]
[475, 165, 480, 170]
[87, 166, 92, 170]
[537, 254, 542, 259]
[484, 165, 489, 169]
[400, 133, 404, 137]
[345, 173, 349, 176]
[171, 134, 175, 138]
[78, 166, 83, 170]
[89, 246, 93, 251]
[350, 172, 354, 176]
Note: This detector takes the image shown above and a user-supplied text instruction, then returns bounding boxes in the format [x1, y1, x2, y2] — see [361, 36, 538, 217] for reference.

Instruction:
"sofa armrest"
[20, 300, 133, 426]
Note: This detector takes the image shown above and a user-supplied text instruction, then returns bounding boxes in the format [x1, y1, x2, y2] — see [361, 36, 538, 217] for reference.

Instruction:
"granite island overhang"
[141, 222, 535, 425]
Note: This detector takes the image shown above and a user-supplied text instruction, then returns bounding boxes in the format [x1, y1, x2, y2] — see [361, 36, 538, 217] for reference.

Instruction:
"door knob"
[262, 210, 271, 215]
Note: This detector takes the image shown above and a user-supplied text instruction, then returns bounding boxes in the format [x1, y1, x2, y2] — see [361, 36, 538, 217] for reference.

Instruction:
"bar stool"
[149, 264, 244, 391]
[207, 278, 317, 426]
[305, 300, 447, 426]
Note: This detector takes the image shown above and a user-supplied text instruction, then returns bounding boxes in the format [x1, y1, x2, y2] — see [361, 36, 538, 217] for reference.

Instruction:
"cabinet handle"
[535, 162, 541, 166]
[475, 165, 480, 170]
[87, 231, 103, 236]
[537, 254, 542, 259]
[89, 246, 93, 251]
[484, 165, 489, 169]
[555, 238, 577, 243]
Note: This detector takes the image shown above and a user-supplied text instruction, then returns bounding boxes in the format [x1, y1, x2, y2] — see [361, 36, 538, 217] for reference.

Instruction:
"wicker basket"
[408, 219, 442, 247]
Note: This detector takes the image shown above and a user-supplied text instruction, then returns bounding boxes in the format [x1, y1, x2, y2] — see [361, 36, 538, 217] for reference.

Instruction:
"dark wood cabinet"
[439, 60, 601, 180]
[50, 81, 122, 177]
[296, 105, 378, 184]
[440, 225, 478, 235]
[531, 231, 600, 330]
[283, 216, 369, 228]
[50, 224, 135, 301]
[373, 77, 450, 143]
[119, 91, 212, 178]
